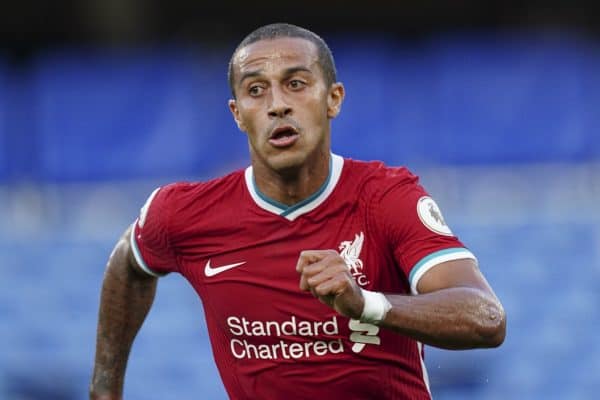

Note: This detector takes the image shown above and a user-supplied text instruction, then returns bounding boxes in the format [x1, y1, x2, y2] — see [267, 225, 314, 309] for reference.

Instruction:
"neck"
[252, 150, 331, 206]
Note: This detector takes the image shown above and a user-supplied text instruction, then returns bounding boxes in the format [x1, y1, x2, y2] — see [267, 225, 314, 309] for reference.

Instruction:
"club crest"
[339, 232, 369, 287]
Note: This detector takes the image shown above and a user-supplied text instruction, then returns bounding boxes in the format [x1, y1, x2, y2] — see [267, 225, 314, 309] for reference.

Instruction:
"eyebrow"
[282, 66, 313, 77]
[238, 70, 263, 86]
[238, 65, 313, 86]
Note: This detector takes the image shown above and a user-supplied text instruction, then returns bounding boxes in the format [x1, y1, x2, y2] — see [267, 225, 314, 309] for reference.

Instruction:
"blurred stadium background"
[1, 1, 599, 399]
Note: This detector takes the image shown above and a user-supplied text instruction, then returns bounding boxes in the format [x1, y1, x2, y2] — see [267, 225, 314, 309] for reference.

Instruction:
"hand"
[296, 250, 364, 319]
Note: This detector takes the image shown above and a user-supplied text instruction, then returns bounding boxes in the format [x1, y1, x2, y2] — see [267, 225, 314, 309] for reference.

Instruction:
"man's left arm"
[297, 251, 505, 350]
[380, 257, 505, 349]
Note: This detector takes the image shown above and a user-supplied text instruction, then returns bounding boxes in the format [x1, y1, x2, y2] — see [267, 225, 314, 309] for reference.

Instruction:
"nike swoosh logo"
[204, 259, 247, 277]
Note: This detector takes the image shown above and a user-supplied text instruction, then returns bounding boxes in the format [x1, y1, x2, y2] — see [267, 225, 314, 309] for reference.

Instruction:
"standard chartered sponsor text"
[227, 315, 344, 360]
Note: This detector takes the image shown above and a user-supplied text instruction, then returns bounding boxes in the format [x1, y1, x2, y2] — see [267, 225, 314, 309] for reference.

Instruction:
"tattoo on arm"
[90, 227, 158, 399]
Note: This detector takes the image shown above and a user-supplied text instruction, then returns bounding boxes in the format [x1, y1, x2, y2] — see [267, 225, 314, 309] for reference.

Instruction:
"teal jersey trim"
[130, 224, 167, 278]
[252, 174, 290, 210]
[252, 156, 333, 217]
[408, 247, 470, 283]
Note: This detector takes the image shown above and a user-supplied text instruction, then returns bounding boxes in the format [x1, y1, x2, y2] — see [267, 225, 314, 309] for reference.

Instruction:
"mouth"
[268, 125, 300, 148]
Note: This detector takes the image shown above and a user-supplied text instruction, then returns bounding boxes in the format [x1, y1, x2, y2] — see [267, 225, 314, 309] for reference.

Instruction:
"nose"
[267, 86, 292, 118]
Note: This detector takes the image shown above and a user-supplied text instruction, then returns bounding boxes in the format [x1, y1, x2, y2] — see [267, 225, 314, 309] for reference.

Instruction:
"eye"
[288, 79, 306, 90]
[248, 84, 265, 97]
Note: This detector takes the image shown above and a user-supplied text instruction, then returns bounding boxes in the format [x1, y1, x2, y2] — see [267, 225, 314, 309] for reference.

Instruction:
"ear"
[228, 99, 247, 132]
[326, 82, 345, 119]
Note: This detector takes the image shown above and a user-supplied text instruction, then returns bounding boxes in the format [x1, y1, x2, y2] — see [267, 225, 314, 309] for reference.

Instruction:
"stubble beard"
[252, 131, 330, 182]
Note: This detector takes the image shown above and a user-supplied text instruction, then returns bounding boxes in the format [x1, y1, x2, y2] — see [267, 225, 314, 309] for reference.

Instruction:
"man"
[90, 23, 505, 400]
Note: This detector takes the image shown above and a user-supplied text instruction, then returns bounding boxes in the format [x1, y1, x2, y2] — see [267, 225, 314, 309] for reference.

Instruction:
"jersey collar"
[244, 153, 344, 221]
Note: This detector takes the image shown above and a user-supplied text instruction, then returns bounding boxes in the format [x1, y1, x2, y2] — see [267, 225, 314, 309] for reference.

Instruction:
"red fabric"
[131, 158, 472, 399]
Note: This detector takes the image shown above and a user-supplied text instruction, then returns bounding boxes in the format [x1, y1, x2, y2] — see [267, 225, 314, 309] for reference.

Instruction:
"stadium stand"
[1, 33, 599, 399]
[0, 62, 8, 182]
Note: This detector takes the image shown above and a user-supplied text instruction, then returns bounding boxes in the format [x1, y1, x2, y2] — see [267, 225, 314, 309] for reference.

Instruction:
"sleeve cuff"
[130, 221, 168, 278]
[408, 248, 477, 294]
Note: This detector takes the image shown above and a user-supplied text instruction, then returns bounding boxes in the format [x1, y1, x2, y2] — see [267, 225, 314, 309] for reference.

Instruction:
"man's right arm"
[89, 224, 158, 400]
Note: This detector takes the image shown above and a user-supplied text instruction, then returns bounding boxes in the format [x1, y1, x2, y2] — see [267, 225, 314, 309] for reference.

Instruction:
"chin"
[267, 151, 306, 173]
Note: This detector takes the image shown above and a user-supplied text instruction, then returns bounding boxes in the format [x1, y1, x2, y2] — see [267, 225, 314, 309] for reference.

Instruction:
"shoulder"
[342, 157, 420, 199]
[141, 169, 245, 225]
[157, 169, 246, 207]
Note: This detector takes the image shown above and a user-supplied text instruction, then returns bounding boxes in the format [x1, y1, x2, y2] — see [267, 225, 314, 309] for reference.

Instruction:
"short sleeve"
[374, 170, 476, 294]
[130, 185, 179, 276]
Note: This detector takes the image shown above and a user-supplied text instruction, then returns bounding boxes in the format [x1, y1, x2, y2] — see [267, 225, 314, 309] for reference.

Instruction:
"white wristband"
[360, 289, 392, 324]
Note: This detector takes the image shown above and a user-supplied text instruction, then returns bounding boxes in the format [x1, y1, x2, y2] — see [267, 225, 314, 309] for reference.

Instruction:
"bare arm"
[379, 258, 505, 349]
[297, 251, 506, 350]
[90, 225, 158, 399]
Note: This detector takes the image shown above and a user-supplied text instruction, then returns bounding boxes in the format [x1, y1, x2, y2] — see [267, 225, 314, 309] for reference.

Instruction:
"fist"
[296, 250, 364, 319]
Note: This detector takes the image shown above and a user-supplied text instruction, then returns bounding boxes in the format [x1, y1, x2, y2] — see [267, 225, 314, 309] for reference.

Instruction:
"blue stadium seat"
[1, 34, 599, 184]
[31, 48, 246, 182]
[0, 60, 7, 181]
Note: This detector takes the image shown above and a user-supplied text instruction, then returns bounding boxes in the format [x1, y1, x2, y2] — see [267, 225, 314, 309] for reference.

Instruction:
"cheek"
[242, 105, 259, 122]
[237, 99, 258, 121]
[239, 108, 266, 136]
[304, 98, 330, 124]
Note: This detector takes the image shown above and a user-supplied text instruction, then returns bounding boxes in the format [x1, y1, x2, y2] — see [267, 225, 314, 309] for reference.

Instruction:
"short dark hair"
[228, 23, 337, 97]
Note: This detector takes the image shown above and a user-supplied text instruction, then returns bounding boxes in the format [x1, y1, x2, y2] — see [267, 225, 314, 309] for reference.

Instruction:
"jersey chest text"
[175, 220, 397, 361]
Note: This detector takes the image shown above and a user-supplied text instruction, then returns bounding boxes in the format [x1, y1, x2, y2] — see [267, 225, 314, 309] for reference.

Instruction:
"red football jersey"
[131, 154, 476, 400]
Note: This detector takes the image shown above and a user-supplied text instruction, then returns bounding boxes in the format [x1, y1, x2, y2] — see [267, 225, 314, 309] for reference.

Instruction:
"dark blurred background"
[1, 1, 599, 399]
[3, 1, 600, 57]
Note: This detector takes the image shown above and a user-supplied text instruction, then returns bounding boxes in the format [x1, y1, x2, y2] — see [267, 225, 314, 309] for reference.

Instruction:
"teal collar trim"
[244, 153, 344, 221]
[252, 156, 333, 217]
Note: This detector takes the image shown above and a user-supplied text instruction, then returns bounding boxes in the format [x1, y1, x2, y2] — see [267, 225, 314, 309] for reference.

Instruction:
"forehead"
[233, 37, 320, 76]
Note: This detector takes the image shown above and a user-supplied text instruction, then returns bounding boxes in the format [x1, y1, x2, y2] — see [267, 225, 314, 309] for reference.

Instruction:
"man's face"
[229, 37, 344, 174]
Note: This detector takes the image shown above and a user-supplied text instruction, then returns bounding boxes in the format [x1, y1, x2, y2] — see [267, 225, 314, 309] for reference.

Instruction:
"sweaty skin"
[296, 251, 506, 350]
[229, 37, 344, 206]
